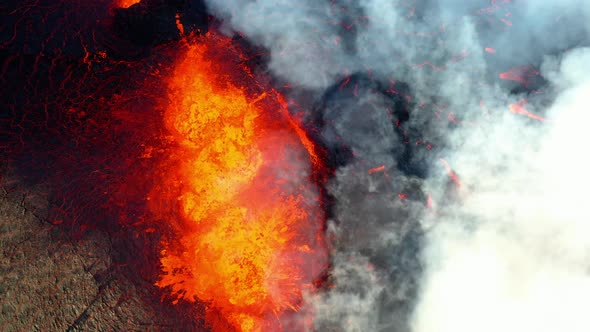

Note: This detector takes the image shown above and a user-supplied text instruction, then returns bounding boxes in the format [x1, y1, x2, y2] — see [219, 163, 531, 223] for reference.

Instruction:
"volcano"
[2, 0, 590, 331]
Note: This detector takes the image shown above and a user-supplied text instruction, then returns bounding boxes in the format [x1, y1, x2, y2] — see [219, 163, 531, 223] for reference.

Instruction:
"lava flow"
[115, 0, 140, 8]
[151, 33, 328, 332]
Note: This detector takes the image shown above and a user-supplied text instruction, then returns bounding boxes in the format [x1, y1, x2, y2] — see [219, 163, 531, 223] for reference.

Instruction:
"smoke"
[413, 47, 590, 332]
[200, 0, 590, 331]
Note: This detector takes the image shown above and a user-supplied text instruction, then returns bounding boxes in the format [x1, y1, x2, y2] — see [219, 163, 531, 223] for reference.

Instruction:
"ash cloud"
[201, 0, 590, 331]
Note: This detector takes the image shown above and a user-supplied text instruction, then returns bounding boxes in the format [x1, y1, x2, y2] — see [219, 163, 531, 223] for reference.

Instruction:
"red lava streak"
[509, 102, 546, 122]
[151, 32, 328, 332]
[115, 0, 140, 8]
[368, 165, 386, 174]
[439, 158, 462, 187]
[499, 66, 540, 86]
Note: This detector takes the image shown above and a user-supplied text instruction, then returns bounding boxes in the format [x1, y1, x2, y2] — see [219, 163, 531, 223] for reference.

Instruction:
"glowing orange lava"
[115, 0, 140, 8]
[152, 33, 328, 332]
[368, 165, 386, 174]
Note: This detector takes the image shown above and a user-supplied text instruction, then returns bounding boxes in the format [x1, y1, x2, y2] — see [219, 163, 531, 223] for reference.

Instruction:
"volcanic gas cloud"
[196, 1, 590, 332]
[151, 33, 328, 332]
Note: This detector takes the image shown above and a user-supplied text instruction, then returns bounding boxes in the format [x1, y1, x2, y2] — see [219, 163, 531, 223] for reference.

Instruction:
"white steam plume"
[200, 0, 590, 331]
[413, 47, 590, 332]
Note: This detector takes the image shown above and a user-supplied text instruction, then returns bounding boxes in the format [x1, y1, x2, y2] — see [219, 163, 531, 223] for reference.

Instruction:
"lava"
[508, 100, 546, 122]
[368, 165, 386, 174]
[439, 158, 462, 188]
[152, 33, 328, 332]
[115, 0, 140, 8]
[499, 66, 540, 86]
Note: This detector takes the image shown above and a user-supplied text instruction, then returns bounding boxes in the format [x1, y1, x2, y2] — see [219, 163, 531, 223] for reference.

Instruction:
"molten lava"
[499, 66, 540, 87]
[115, 0, 140, 8]
[152, 33, 328, 332]
[439, 158, 462, 188]
[509, 100, 546, 122]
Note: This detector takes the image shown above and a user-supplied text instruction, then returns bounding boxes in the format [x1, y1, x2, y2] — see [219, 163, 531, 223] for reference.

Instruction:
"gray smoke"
[201, 0, 590, 331]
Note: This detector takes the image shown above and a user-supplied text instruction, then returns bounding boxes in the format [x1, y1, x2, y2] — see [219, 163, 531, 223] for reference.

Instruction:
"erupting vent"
[151, 33, 328, 332]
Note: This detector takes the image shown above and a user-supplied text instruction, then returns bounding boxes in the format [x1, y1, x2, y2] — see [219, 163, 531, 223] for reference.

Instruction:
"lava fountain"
[151, 32, 328, 332]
